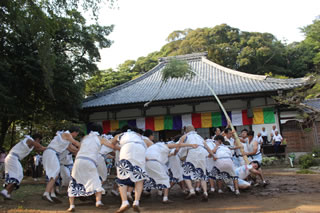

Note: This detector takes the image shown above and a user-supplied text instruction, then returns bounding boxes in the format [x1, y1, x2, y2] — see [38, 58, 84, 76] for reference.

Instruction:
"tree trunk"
[0, 117, 12, 148]
[10, 121, 15, 148]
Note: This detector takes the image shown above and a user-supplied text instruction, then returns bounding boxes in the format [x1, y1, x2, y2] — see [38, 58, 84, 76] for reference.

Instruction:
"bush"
[298, 154, 316, 169]
[262, 156, 278, 166]
[312, 147, 320, 158]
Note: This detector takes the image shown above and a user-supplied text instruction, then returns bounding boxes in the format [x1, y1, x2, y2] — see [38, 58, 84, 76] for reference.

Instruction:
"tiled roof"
[304, 98, 320, 112]
[83, 52, 310, 109]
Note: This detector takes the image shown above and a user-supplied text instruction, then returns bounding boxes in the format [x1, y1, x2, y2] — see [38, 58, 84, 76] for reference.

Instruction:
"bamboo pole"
[190, 69, 250, 164]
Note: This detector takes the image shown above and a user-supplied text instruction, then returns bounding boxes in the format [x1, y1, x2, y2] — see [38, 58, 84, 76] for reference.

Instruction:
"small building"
[280, 98, 320, 153]
[82, 52, 315, 153]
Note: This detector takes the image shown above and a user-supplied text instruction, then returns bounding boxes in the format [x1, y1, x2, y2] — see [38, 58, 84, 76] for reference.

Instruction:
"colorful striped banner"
[201, 112, 212, 128]
[212, 112, 222, 127]
[164, 116, 173, 130]
[231, 110, 243, 126]
[154, 116, 164, 131]
[99, 108, 276, 132]
[253, 108, 264, 124]
[181, 114, 192, 127]
[242, 109, 253, 125]
[102, 120, 111, 134]
[128, 119, 137, 127]
[192, 113, 201, 128]
[110, 120, 119, 131]
[119, 120, 128, 129]
[263, 108, 275, 123]
[253, 108, 275, 124]
[173, 115, 182, 130]
[222, 111, 232, 126]
[145, 117, 155, 131]
[136, 117, 145, 130]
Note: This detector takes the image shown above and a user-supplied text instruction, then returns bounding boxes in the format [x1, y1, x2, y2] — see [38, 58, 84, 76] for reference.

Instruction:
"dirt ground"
[0, 168, 320, 213]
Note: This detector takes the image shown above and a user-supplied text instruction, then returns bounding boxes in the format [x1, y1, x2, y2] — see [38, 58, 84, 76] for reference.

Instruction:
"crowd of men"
[0, 123, 283, 213]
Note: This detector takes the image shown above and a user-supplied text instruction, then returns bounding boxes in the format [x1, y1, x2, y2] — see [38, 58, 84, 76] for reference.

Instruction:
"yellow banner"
[253, 108, 264, 124]
[201, 112, 212, 128]
[154, 116, 164, 131]
[110, 120, 119, 131]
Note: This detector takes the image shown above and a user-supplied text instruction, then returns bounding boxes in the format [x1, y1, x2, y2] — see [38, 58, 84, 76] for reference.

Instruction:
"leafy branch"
[144, 58, 193, 107]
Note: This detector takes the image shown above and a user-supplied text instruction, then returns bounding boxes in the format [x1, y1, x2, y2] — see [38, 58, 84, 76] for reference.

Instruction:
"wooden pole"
[190, 69, 250, 164]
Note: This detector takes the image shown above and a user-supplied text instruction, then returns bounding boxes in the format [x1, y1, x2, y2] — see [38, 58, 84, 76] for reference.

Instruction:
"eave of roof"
[303, 98, 320, 113]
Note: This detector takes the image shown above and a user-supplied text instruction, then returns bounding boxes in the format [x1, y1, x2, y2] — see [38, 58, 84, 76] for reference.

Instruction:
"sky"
[96, 0, 320, 70]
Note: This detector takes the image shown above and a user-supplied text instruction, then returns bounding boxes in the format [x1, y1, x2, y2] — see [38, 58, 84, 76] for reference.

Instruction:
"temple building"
[82, 52, 317, 153]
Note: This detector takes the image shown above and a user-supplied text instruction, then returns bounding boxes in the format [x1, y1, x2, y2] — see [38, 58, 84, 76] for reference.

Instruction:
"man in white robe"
[177, 125, 214, 201]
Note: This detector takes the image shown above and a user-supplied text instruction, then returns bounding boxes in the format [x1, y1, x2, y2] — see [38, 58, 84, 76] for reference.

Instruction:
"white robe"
[213, 145, 237, 181]
[43, 131, 70, 179]
[116, 131, 148, 184]
[183, 131, 208, 181]
[5, 135, 34, 187]
[144, 143, 170, 190]
[235, 164, 253, 187]
[68, 132, 104, 197]
[97, 145, 113, 182]
[59, 150, 73, 187]
[168, 147, 183, 183]
[206, 139, 216, 179]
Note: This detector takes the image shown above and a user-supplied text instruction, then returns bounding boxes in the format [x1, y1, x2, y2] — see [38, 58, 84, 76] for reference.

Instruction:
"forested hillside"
[86, 19, 320, 97]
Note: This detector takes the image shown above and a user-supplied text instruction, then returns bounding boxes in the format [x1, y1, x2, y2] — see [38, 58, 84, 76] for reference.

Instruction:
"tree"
[284, 42, 316, 77]
[301, 16, 320, 73]
[120, 24, 292, 76]
[85, 68, 138, 96]
[0, 0, 113, 147]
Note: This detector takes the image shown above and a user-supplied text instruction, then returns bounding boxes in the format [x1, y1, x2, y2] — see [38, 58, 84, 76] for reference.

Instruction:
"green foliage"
[305, 74, 320, 99]
[302, 16, 320, 71]
[166, 29, 191, 42]
[0, 0, 114, 147]
[272, 73, 318, 123]
[161, 58, 194, 82]
[261, 156, 278, 166]
[265, 72, 289, 79]
[85, 67, 139, 96]
[296, 169, 316, 174]
[312, 147, 320, 158]
[116, 21, 320, 79]
[299, 154, 317, 169]
[285, 42, 316, 77]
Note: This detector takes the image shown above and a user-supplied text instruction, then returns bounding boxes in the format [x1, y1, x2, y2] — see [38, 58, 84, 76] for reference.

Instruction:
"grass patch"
[296, 169, 316, 174]
[13, 183, 46, 200]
